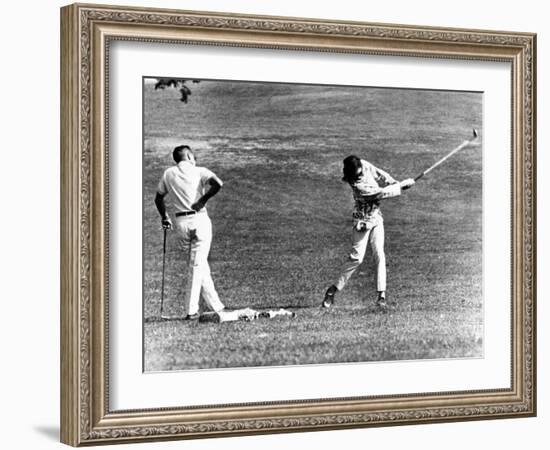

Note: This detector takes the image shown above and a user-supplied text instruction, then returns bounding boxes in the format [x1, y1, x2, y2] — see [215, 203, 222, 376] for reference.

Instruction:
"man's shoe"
[322, 285, 337, 308]
[184, 313, 200, 320]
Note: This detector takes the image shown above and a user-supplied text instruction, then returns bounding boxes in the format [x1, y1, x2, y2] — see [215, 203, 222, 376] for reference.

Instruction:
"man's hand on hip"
[191, 199, 206, 212]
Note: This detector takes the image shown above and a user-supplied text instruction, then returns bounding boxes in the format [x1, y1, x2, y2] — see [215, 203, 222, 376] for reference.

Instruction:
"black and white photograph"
[143, 77, 483, 372]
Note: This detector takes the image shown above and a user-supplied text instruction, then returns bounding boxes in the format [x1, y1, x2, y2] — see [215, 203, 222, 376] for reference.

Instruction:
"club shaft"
[414, 137, 474, 182]
[160, 229, 167, 316]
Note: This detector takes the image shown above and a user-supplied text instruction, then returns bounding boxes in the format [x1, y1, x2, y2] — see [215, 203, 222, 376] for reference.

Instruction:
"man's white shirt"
[351, 159, 399, 226]
[157, 161, 217, 213]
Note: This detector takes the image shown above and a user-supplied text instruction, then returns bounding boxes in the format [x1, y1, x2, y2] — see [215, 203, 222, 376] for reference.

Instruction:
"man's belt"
[175, 210, 197, 217]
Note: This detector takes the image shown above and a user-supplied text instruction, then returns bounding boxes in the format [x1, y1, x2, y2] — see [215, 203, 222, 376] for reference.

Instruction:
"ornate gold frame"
[60, 3, 536, 446]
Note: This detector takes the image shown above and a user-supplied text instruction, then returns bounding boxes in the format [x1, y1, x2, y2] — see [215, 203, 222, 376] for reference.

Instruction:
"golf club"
[414, 128, 479, 182]
[160, 228, 167, 319]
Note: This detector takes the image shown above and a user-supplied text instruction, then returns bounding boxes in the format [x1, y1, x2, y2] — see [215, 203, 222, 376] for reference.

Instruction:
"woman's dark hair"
[342, 155, 362, 183]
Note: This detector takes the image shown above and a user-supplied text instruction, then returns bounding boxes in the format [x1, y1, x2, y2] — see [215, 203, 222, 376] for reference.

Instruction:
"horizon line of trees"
[154, 78, 201, 103]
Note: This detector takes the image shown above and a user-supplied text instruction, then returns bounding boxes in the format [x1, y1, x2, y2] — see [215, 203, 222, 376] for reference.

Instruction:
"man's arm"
[378, 178, 415, 198]
[191, 174, 223, 212]
[361, 178, 415, 201]
[374, 166, 398, 186]
[154, 192, 172, 229]
[371, 163, 415, 197]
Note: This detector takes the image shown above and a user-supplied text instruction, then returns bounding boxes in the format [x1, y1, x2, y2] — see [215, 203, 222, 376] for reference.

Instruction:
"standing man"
[155, 145, 226, 320]
[322, 155, 415, 309]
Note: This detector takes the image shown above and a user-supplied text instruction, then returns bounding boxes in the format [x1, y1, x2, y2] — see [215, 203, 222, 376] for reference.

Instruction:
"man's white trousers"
[335, 221, 386, 293]
[175, 213, 225, 315]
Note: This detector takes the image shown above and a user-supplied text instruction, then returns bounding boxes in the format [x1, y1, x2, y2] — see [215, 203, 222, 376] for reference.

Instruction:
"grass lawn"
[142, 80, 483, 372]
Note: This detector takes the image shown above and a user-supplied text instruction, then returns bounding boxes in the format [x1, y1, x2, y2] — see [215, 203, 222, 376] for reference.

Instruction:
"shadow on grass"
[144, 316, 185, 324]
[228, 304, 313, 310]
[145, 305, 315, 324]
